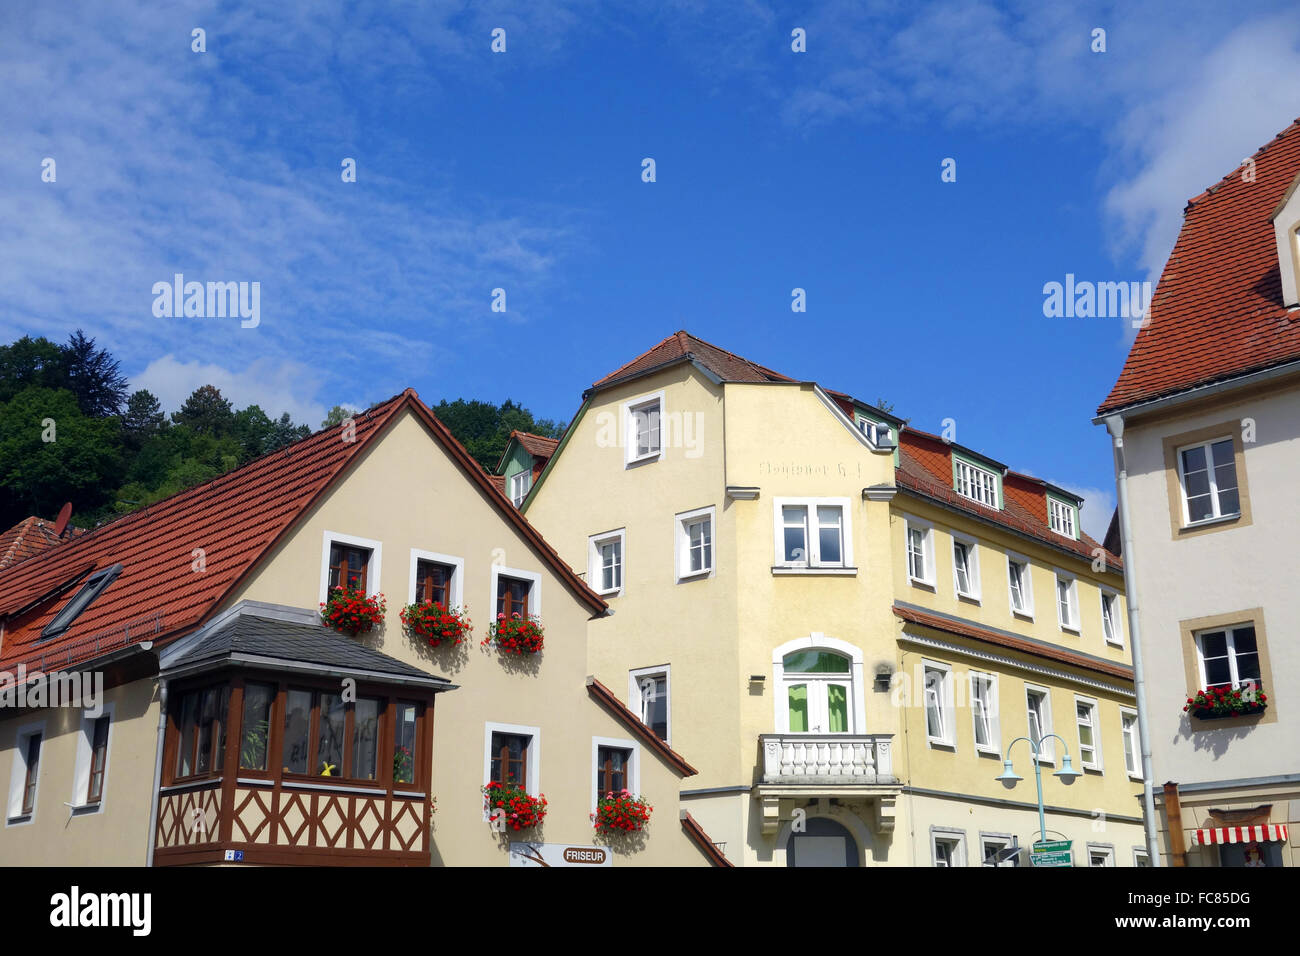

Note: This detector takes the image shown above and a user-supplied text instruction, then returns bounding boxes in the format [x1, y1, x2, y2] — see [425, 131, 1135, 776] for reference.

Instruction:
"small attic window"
[1047, 497, 1079, 540]
[40, 565, 123, 641]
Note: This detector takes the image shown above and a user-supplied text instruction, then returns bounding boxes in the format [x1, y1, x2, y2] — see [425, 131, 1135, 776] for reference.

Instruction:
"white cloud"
[135, 354, 335, 427]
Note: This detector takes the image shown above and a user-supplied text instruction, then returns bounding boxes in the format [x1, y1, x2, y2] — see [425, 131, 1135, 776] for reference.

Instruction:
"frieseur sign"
[509, 843, 612, 867]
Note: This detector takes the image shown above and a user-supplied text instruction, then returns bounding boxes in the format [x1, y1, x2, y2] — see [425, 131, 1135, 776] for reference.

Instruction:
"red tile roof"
[680, 811, 734, 867]
[1100, 118, 1300, 414]
[590, 330, 794, 391]
[0, 516, 84, 571]
[586, 676, 698, 777]
[896, 429, 1120, 571]
[893, 603, 1134, 681]
[0, 390, 606, 675]
[511, 430, 559, 460]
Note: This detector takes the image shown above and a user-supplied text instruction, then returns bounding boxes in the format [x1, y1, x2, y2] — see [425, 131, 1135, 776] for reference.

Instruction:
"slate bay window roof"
[161, 602, 456, 692]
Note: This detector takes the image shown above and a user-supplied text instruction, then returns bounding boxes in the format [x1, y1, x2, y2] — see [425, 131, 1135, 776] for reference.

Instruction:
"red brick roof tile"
[511, 430, 559, 460]
[1100, 118, 1300, 414]
[0, 516, 84, 571]
[591, 331, 794, 390]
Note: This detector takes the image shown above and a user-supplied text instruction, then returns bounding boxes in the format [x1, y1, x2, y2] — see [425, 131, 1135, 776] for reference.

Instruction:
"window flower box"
[483, 613, 544, 655]
[400, 601, 472, 647]
[592, 790, 653, 833]
[482, 781, 547, 830]
[1184, 686, 1267, 720]
[319, 587, 386, 636]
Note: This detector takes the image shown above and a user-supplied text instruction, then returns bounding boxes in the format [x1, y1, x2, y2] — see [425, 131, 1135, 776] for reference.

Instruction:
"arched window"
[781, 650, 853, 734]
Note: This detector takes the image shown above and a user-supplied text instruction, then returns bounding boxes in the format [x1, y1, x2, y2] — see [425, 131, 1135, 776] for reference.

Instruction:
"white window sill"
[1012, 609, 1034, 621]
[910, 576, 936, 589]
[1059, 624, 1080, 635]
[1032, 756, 1056, 767]
[595, 587, 623, 598]
[927, 738, 956, 751]
[771, 566, 857, 576]
[956, 591, 981, 604]
[677, 568, 713, 582]
[625, 452, 662, 468]
[1104, 638, 1124, 649]
[6, 814, 32, 826]
[1082, 764, 1103, 774]
[975, 745, 1000, 757]
[1181, 512, 1241, 530]
[1128, 773, 1145, 783]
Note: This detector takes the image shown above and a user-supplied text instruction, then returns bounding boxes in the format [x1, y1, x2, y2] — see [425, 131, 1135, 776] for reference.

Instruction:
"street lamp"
[995, 734, 1082, 844]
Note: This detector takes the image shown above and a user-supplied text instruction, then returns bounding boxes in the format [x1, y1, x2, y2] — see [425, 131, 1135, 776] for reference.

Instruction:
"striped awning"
[1195, 824, 1287, 845]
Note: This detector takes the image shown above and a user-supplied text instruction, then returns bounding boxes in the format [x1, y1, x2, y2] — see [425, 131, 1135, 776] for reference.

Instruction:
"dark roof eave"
[160, 651, 457, 691]
[1095, 353, 1300, 421]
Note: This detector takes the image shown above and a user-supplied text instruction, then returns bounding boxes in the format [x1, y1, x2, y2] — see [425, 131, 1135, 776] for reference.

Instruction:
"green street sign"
[1030, 840, 1073, 868]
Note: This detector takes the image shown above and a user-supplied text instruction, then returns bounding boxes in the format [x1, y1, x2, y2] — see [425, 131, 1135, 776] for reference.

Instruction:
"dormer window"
[855, 416, 894, 449]
[1270, 173, 1300, 307]
[509, 470, 532, 508]
[953, 457, 999, 508]
[40, 565, 123, 641]
[1047, 497, 1079, 539]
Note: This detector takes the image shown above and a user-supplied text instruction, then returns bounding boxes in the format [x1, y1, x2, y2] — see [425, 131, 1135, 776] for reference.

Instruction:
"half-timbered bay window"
[154, 607, 452, 867]
[166, 679, 432, 788]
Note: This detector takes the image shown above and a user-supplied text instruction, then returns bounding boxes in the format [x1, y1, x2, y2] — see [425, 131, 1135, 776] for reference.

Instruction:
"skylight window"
[40, 565, 123, 640]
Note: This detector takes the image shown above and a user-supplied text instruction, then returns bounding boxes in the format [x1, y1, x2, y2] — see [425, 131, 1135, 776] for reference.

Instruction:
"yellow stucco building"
[524, 331, 1148, 866]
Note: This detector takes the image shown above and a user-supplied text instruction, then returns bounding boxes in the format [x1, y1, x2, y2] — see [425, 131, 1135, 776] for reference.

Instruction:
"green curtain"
[827, 685, 848, 732]
[788, 684, 808, 732]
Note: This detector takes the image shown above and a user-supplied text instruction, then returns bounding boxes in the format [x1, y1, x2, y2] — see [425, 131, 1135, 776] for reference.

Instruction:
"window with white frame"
[675, 506, 715, 580]
[509, 469, 533, 508]
[773, 498, 851, 570]
[954, 458, 999, 508]
[408, 549, 465, 609]
[319, 531, 382, 604]
[1075, 696, 1101, 770]
[1007, 554, 1033, 616]
[591, 737, 640, 811]
[588, 529, 625, 596]
[1087, 844, 1115, 867]
[629, 667, 670, 743]
[923, 662, 955, 748]
[783, 650, 855, 733]
[970, 672, 998, 754]
[489, 565, 542, 621]
[1101, 591, 1122, 646]
[1133, 848, 1151, 867]
[482, 722, 541, 819]
[1177, 437, 1240, 524]
[1025, 686, 1054, 763]
[625, 394, 663, 465]
[905, 516, 935, 586]
[1055, 572, 1079, 631]
[1194, 625, 1261, 692]
[7, 722, 45, 823]
[952, 536, 981, 600]
[931, 828, 966, 867]
[70, 705, 114, 811]
[979, 832, 1019, 867]
[1048, 497, 1078, 539]
[1121, 708, 1141, 779]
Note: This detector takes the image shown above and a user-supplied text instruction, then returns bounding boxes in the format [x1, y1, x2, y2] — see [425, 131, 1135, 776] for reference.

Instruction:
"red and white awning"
[1195, 824, 1287, 845]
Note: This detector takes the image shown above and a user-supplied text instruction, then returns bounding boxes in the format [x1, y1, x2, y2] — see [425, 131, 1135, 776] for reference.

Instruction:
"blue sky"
[4, 0, 1300, 537]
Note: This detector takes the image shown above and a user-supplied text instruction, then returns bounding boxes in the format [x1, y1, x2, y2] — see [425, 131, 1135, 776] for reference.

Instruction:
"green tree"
[63, 329, 129, 417]
[0, 387, 124, 526]
[122, 389, 165, 451]
[172, 385, 236, 436]
[431, 397, 564, 472]
[321, 405, 358, 429]
[268, 412, 310, 451]
[0, 336, 69, 403]
[233, 405, 276, 462]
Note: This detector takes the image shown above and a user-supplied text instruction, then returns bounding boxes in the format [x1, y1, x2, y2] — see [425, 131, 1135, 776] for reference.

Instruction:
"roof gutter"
[1103, 413, 1163, 866]
[1094, 356, 1300, 424]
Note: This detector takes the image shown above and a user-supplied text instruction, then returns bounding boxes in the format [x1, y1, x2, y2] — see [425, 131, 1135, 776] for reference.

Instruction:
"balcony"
[755, 734, 901, 835]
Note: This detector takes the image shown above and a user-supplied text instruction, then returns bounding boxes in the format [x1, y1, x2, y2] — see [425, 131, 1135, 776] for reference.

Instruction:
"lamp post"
[995, 734, 1082, 844]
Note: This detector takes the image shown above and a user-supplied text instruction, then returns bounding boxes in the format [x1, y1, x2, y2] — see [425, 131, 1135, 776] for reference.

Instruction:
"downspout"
[145, 678, 168, 867]
[1104, 414, 1162, 865]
